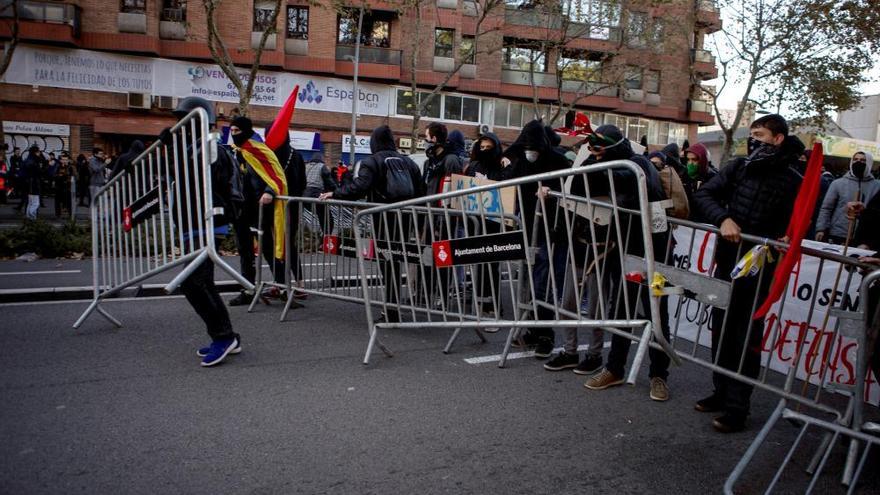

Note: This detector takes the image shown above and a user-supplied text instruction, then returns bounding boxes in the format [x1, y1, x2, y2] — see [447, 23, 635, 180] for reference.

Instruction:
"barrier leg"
[165, 249, 209, 294]
[96, 304, 123, 327]
[498, 327, 518, 368]
[625, 323, 653, 386]
[247, 281, 263, 313]
[723, 399, 786, 495]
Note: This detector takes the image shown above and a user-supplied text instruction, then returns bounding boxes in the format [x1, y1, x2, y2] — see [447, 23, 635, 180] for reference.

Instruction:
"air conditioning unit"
[154, 96, 177, 110]
[399, 137, 413, 150]
[479, 124, 493, 135]
[127, 93, 151, 110]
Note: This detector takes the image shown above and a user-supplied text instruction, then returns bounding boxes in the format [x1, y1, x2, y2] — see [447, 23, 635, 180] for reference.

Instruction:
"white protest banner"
[668, 227, 878, 405]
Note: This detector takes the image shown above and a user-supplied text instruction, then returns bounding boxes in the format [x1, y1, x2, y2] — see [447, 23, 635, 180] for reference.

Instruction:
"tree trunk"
[720, 128, 735, 165]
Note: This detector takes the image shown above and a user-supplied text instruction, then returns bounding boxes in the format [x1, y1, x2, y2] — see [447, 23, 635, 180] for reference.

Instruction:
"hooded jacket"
[423, 138, 463, 196]
[504, 120, 570, 237]
[816, 151, 879, 239]
[694, 134, 805, 239]
[111, 140, 145, 178]
[661, 143, 685, 176]
[334, 125, 424, 203]
[467, 132, 513, 182]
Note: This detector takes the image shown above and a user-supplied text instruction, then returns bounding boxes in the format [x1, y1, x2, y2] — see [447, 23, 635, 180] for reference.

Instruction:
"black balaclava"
[231, 116, 254, 147]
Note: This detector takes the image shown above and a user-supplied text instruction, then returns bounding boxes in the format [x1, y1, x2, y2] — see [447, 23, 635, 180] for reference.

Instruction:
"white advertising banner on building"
[4, 44, 391, 117]
[669, 227, 878, 405]
[3, 121, 70, 136]
[342, 135, 372, 154]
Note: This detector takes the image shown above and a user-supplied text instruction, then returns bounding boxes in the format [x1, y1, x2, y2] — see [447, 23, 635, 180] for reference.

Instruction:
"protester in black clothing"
[693, 114, 804, 433]
[502, 120, 570, 357]
[320, 125, 424, 322]
[578, 125, 672, 401]
[23, 146, 47, 220]
[163, 96, 242, 367]
[111, 141, 145, 179]
[11, 147, 27, 211]
[422, 122, 463, 197]
[75, 154, 90, 206]
[661, 143, 685, 177]
[53, 153, 74, 217]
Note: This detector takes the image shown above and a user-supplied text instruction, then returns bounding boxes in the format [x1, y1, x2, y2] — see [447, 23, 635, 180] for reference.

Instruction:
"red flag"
[753, 142, 823, 319]
[265, 85, 299, 150]
[553, 112, 593, 136]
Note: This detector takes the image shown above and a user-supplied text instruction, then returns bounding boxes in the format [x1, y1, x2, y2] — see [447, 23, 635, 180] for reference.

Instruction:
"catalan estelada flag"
[237, 139, 288, 259]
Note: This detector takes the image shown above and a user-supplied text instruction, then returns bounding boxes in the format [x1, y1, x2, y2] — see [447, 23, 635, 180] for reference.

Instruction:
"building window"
[396, 89, 480, 123]
[502, 40, 547, 72]
[564, 0, 621, 39]
[460, 35, 476, 64]
[338, 10, 391, 47]
[442, 95, 480, 122]
[644, 70, 660, 94]
[434, 28, 455, 58]
[160, 0, 186, 21]
[627, 11, 648, 47]
[253, 1, 277, 31]
[287, 6, 308, 40]
[121, 0, 146, 13]
[624, 67, 642, 90]
[558, 51, 602, 82]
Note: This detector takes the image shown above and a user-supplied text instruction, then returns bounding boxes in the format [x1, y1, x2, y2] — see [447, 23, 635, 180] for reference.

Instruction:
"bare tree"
[707, 0, 877, 163]
[397, 0, 506, 152]
[202, 0, 282, 117]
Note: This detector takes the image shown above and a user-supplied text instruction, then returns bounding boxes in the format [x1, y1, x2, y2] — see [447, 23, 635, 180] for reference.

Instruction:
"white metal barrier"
[72, 108, 252, 329]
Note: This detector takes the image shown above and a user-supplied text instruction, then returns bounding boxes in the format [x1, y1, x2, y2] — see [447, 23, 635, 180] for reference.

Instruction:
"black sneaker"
[694, 394, 724, 413]
[573, 355, 603, 375]
[712, 413, 747, 433]
[511, 331, 540, 349]
[544, 352, 579, 371]
[534, 337, 554, 359]
[228, 291, 254, 307]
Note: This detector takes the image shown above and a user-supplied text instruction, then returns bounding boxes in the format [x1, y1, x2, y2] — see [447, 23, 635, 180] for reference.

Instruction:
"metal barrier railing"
[72, 108, 252, 329]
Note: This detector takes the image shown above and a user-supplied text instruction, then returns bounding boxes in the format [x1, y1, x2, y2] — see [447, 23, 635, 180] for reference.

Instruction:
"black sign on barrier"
[433, 231, 527, 267]
[123, 186, 161, 232]
[375, 240, 431, 265]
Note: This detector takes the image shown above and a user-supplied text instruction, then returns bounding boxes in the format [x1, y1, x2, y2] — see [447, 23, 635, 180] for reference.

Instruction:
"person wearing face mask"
[815, 151, 878, 244]
[575, 126, 673, 401]
[422, 122, 463, 197]
[693, 114, 805, 433]
[681, 142, 717, 221]
[501, 120, 570, 357]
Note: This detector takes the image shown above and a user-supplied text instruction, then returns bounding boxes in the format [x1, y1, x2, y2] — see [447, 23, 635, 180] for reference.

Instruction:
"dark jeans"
[605, 280, 671, 380]
[709, 241, 775, 416]
[528, 239, 569, 340]
[233, 203, 286, 285]
[180, 258, 237, 342]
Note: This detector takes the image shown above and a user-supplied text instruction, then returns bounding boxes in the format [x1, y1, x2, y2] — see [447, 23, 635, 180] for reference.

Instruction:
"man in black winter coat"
[422, 122, 463, 197]
[693, 114, 804, 433]
[321, 125, 424, 322]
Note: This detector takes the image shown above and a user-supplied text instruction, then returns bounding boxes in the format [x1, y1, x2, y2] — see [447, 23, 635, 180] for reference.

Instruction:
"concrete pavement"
[2, 292, 878, 494]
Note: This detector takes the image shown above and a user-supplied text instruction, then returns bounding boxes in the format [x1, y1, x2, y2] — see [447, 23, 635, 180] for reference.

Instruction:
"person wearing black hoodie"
[693, 114, 805, 433]
[422, 122, 463, 197]
[322, 125, 424, 322]
[110, 140, 145, 179]
[661, 142, 686, 177]
[576, 125, 673, 402]
[503, 120, 571, 357]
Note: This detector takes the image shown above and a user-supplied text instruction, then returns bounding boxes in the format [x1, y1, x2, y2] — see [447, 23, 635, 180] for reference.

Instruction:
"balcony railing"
[501, 69, 556, 87]
[0, 0, 81, 36]
[505, 8, 621, 42]
[691, 48, 715, 64]
[336, 45, 402, 65]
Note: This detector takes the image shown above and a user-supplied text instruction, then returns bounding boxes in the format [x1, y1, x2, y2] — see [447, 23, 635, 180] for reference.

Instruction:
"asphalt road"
[2, 291, 878, 494]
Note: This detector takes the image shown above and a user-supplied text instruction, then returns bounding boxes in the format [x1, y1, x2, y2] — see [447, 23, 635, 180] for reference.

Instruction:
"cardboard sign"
[432, 231, 527, 267]
[448, 174, 517, 223]
[123, 187, 161, 232]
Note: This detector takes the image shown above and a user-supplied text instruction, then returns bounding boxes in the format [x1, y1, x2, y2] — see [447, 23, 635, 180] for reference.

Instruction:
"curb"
[0, 280, 245, 303]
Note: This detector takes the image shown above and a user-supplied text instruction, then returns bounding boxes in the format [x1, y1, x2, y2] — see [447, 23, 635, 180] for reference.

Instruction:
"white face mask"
[525, 150, 539, 163]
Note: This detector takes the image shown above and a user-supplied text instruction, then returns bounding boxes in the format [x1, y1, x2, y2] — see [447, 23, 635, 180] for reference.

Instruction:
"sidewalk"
[0, 194, 90, 228]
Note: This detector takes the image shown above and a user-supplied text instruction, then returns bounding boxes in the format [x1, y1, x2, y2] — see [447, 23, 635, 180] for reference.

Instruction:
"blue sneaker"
[200, 338, 239, 367]
[197, 338, 241, 358]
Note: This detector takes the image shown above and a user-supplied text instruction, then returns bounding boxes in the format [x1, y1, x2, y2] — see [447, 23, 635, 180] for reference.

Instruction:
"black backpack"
[379, 154, 416, 201]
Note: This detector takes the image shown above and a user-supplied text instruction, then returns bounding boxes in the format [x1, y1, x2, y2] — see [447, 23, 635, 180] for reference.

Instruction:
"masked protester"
[162, 97, 243, 367]
[815, 151, 878, 244]
[693, 114, 805, 432]
[681, 142, 717, 221]
[501, 120, 573, 357]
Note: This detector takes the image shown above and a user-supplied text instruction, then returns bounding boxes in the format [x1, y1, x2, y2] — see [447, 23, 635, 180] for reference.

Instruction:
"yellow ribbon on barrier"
[731, 244, 775, 280]
[651, 271, 668, 297]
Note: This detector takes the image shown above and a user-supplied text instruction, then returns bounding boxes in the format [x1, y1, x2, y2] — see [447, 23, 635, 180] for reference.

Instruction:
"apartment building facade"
[1, 0, 721, 162]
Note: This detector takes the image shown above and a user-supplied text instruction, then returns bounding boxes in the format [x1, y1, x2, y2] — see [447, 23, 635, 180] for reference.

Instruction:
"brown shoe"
[649, 377, 669, 402]
[584, 369, 624, 390]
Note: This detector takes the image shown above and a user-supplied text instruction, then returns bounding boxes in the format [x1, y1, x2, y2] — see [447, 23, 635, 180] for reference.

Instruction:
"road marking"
[0, 270, 82, 276]
[464, 342, 611, 365]
[0, 294, 188, 307]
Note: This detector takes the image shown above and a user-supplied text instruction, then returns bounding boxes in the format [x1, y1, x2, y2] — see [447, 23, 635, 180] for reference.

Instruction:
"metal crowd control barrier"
[354, 159, 676, 374]
[650, 217, 879, 493]
[72, 108, 252, 329]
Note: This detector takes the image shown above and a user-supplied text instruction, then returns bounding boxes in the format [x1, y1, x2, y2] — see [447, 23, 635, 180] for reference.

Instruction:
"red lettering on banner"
[865, 369, 877, 403]
[789, 260, 802, 297]
[433, 240, 453, 268]
[834, 341, 856, 386]
[123, 208, 132, 232]
[697, 232, 712, 274]
[322, 235, 339, 255]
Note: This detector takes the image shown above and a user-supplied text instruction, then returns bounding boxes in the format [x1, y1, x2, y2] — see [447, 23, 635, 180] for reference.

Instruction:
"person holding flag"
[228, 116, 288, 305]
[693, 114, 806, 433]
